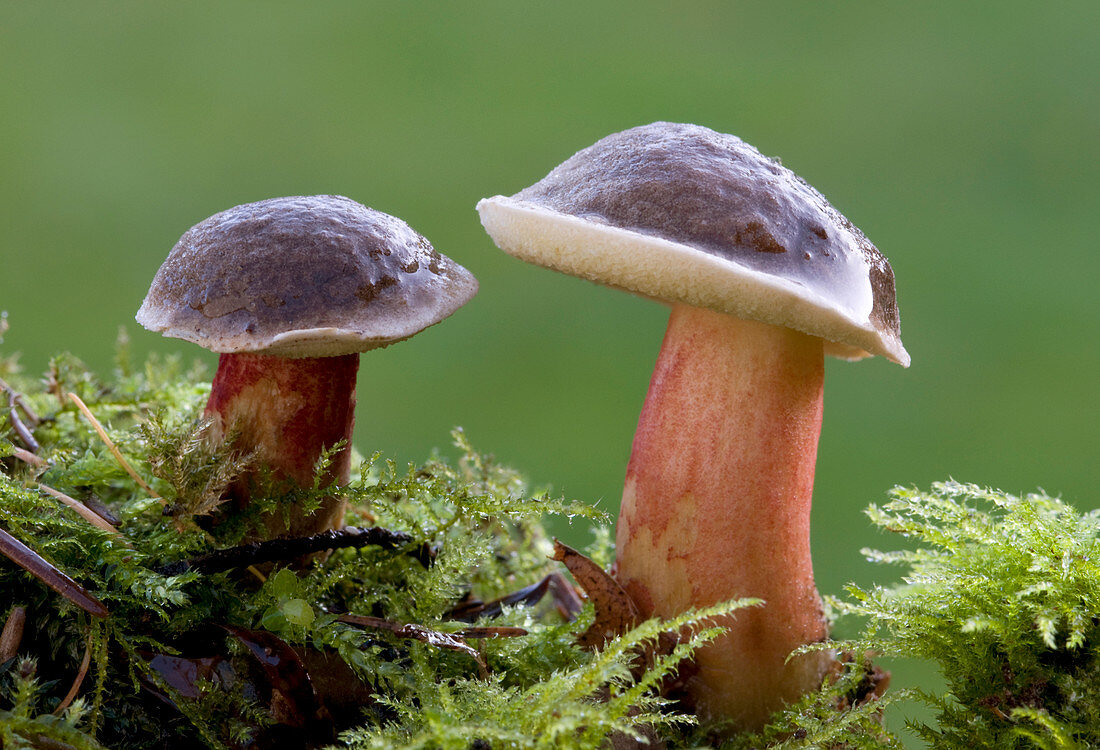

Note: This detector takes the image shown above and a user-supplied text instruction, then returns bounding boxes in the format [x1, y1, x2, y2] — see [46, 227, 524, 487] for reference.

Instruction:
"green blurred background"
[2, 1, 1097, 738]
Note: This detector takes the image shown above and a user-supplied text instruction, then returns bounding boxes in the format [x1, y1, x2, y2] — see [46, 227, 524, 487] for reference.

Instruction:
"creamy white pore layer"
[478, 195, 910, 366]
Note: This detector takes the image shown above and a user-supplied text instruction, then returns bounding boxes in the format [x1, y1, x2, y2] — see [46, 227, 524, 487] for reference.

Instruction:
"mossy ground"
[0, 340, 750, 749]
[1, 333, 1097, 748]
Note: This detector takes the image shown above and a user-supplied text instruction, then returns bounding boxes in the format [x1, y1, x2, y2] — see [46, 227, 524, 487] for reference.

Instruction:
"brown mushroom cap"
[478, 122, 908, 366]
[137, 195, 478, 357]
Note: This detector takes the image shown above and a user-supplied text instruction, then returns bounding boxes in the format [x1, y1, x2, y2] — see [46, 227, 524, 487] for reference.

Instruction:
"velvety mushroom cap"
[137, 195, 479, 357]
[478, 122, 908, 366]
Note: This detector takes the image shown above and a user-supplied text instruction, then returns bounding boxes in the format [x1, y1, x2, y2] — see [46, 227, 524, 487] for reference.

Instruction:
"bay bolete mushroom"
[137, 195, 478, 539]
[477, 122, 908, 728]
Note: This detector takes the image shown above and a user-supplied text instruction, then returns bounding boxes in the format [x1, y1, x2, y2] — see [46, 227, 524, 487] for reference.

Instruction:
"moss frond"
[0, 658, 110, 750]
[834, 482, 1100, 748]
[1, 345, 635, 749]
[6, 329, 1098, 749]
[338, 601, 752, 750]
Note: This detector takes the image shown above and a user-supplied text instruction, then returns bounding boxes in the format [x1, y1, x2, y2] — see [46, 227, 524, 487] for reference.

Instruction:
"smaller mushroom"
[137, 195, 477, 539]
[478, 122, 908, 729]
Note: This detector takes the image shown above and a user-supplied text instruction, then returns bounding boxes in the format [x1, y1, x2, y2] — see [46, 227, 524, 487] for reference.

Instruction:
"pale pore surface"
[478, 197, 909, 365]
[478, 121, 908, 366]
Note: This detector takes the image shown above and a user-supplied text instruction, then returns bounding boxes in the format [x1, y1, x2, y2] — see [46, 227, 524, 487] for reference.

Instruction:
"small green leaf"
[266, 567, 300, 598]
[281, 597, 315, 627]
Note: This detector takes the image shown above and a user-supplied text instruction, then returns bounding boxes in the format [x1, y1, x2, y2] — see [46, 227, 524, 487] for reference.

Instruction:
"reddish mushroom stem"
[615, 303, 832, 729]
[205, 352, 358, 538]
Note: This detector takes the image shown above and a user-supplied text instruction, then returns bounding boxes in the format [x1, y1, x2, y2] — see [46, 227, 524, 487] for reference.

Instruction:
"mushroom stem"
[205, 352, 358, 538]
[615, 302, 831, 729]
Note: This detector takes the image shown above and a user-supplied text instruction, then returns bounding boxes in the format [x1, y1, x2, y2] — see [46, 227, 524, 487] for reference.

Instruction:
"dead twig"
[339, 614, 527, 640]
[12, 446, 48, 468]
[8, 393, 39, 452]
[80, 493, 120, 526]
[0, 374, 41, 426]
[155, 526, 428, 576]
[451, 625, 529, 639]
[1, 606, 26, 661]
[27, 735, 80, 750]
[0, 526, 108, 619]
[54, 629, 94, 714]
[67, 392, 162, 502]
[38, 483, 125, 538]
[337, 614, 490, 676]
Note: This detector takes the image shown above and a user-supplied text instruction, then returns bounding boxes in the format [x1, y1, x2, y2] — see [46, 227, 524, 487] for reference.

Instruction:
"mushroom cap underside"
[478, 122, 908, 366]
[137, 195, 479, 357]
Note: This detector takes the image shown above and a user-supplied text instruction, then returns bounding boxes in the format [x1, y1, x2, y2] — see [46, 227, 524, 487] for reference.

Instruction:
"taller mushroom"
[478, 123, 908, 728]
[137, 195, 478, 539]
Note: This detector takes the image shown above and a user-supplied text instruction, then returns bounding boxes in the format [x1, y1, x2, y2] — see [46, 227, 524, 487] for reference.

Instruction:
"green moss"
[0, 344, 751, 749]
[834, 482, 1100, 748]
[0, 658, 109, 749]
[718, 656, 905, 750]
[3, 338, 1097, 748]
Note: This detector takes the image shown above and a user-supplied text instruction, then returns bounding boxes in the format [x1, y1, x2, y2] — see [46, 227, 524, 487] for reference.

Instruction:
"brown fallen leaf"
[550, 540, 638, 650]
[143, 652, 230, 700]
[141, 626, 333, 749]
[222, 625, 327, 732]
[548, 571, 585, 620]
[293, 647, 378, 727]
[446, 571, 584, 624]
[447, 575, 552, 622]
